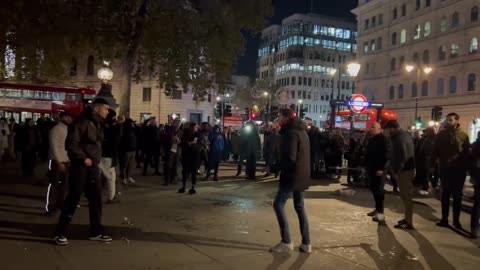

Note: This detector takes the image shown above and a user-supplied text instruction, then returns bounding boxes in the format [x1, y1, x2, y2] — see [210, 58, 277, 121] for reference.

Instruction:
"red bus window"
[66, 93, 79, 101]
[52, 92, 66, 101]
[22, 90, 35, 98]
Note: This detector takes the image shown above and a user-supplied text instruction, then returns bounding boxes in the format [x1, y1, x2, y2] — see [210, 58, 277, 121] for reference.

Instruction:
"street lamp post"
[297, 99, 303, 115]
[328, 68, 338, 132]
[96, 65, 118, 109]
[346, 63, 361, 136]
[405, 64, 433, 122]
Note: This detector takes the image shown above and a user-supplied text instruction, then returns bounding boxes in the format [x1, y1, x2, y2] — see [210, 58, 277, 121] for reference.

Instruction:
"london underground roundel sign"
[348, 94, 370, 113]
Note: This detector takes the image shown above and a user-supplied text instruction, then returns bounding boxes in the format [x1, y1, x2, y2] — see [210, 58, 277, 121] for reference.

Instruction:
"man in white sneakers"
[270, 109, 312, 253]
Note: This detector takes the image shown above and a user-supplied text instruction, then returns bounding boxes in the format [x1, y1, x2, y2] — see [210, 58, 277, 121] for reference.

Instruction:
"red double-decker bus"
[0, 83, 96, 122]
[334, 109, 398, 131]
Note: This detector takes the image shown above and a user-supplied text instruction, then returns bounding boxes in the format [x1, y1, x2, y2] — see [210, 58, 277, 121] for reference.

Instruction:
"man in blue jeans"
[270, 108, 312, 253]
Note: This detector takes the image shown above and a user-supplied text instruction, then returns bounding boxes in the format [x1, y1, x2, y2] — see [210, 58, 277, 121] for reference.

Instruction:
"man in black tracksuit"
[366, 122, 390, 224]
[53, 98, 112, 245]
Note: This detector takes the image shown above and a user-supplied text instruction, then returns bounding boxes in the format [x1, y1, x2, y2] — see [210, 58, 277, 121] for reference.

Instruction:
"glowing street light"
[97, 67, 113, 83]
[298, 99, 303, 104]
[329, 69, 338, 76]
[405, 65, 415, 73]
[263, 91, 269, 97]
[216, 96, 221, 101]
[423, 67, 433, 74]
[347, 62, 361, 77]
[225, 93, 231, 98]
[428, 120, 435, 127]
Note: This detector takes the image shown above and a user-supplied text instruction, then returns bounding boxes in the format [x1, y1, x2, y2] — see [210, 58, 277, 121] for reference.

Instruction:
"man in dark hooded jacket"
[270, 108, 311, 253]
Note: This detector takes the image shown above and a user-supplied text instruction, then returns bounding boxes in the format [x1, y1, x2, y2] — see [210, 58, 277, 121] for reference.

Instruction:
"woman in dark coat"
[179, 123, 201, 194]
[207, 125, 224, 181]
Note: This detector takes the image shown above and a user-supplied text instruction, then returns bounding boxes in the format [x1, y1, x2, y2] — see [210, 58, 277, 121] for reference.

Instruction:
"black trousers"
[55, 165, 104, 237]
[143, 151, 160, 175]
[208, 160, 220, 178]
[238, 153, 257, 178]
[472, 179, 480, 231]
[182, 158, 198, 187]
[368, 171, 385, 214]
[21, 150, 36, 177]
[440, 167, 466, 223]
[46, 161, 69, 212]
[164, 151, 178, 184]
[415, 168, 429, 191]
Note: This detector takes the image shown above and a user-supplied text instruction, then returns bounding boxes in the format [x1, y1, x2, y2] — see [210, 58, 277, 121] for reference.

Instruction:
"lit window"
[414, 25, 421, 39]
[370, 39, 376, 51]
[401, 29, 407, 43]
[470, 38, 478, 53]
[441, 16, 447, 32]
[451, 44, 459, 57]
[424, 22, 431, 37]
[364, 42, 369, 52]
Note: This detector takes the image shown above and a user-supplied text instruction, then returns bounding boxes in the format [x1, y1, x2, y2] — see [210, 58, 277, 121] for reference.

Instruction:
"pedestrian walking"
[118, 116, 137, 184]
[236, 122, 260, 179]
[366, 122, 390, 225]
[383, 120, 416, 230]
[53, 98, 112, 245]
[141, 117, 161, 176]
[207, 125, 224, 181]
[17, 119, 41, 177]
[99, 110, 121, 204]
[163, 119, 181, 185]
[470, 130, 480, 239]
[433, 113, 470, 229]
[45, 111, 72, 216]
[270, 108, 311, 253]
[179, 123, 201, 194]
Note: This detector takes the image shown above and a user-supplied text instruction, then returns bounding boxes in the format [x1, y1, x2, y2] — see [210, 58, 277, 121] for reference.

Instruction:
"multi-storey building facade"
[353, 0, 480, 140]
[257, 13, 358, 127]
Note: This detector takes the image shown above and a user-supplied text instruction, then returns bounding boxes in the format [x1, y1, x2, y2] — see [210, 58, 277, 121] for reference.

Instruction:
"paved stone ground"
[0, 161, 479, 270]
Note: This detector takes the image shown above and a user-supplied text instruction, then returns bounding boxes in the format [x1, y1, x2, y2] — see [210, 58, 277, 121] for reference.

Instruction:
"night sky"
[235, 0, 358, 78]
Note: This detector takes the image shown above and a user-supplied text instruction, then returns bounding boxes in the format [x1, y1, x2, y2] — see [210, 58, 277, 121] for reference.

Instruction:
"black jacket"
[119, 118, 137, 153]
[366, 133, 390, 172]
[66, 111, 104, 165]
[102, 123, 121, 161]
[180, 128, 200, 163]
[279, 118, 311, 192]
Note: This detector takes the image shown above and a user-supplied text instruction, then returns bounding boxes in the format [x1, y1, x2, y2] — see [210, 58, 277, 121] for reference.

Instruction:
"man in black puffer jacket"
[54, 98, 112, 246]
[270, 108, 312, 254]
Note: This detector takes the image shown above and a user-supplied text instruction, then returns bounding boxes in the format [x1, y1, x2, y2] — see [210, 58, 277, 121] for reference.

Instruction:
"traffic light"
[415, 117, 423, 128]
[215, 103, 222, 117]
[299, 107, 307, 118]
[224, 105, 232, 117]
[244, 107, 250, 116]
[251, 112, 257, 120]
[270, 105, 279, 121]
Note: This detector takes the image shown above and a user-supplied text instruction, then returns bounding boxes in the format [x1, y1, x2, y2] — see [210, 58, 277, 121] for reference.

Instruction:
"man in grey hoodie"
[384, 120, 416, 230]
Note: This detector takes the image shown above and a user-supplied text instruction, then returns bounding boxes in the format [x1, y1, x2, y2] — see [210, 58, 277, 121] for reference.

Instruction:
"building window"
[372, 17, 376, 27]
[449, 76, 457, 94]
[441, 16, 447, 32]
[398, 84, 404, 99]
[392, 32, 397, 45]
[471, 38, 478, 53]
[393, 8, 398, 20]
[390, 58, 396, 71]
[437, 78, 444, 96]
[399, 56, 405, 69]
[389, 86, 395, 100]
[87, 55, 94, 76]
[321, 79, 325, 87]
[468, 73, 477, 91]
[422, 80, 429, 96]
[413, 52, 419, 63]
[377, 37, 383, 49]
[365, 19, 369, 30]
[308, 78, 312, 86]
[472, 6, 479, 22]
[416, 0, 421, 11]
[291, 77, 296, 85]
[424, 22, 431, 37]
[412, 82, 418, 97]
[364, 42, 369, 52]
[423, 50, 430, 64]
[426, 0, 431, 7]
[303, 77, 307, 85]
[70, 58, 77, 76]
[142, 87, 152, 102]
[401, 29, 407, 44]
[452, 12, 460, 28]
[173, 90, 182, 99]
[414, 25, 421, 39]
[451, 44, 459, 57]
[402, 4, 407, 16]
[379, 14, 383, 25]
[439, 45, 447, 60]
[298, 76, 302, 85]
[370, 39, 376, 51]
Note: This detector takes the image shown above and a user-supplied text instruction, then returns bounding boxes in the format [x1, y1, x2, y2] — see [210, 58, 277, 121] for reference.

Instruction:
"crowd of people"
[0, 102, 479, 250]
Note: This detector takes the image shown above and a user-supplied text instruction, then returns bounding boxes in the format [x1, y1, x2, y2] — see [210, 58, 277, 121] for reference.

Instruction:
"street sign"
[330, 99, 346, 106]
[349, 94, 369, 113]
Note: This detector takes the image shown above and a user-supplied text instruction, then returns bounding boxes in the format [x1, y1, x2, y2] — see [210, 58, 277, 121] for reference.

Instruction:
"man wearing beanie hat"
[383, 120, 416, 230]
[54, 98, 112, 245]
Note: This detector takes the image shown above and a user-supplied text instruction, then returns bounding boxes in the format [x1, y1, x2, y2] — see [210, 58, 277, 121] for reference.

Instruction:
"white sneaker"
[270, 242, 294, 253]
[419, 190, 429, 196]
[128, 177, 135, 184]
[53, 235, 68, 245]
[299, 244, 312, 253]
[372, 213, 385, 222]
[89, 234, 112, 242]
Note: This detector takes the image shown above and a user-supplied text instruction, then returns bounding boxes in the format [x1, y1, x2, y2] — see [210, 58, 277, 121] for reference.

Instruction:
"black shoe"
[436, 220, 449, 228]
[394, 222, 414, 230]
[453, 222, 463, 230]
[189, 188, 196, 194]
[397, 219, 407, 225]
[178, 187, 185, 193]
[367, 210, 377, 217]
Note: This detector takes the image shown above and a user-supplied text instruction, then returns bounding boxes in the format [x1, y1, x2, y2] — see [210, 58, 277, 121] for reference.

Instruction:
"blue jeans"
[472, 178, 480, 231]
[273, 188, 310, 245]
